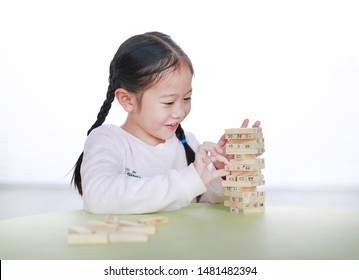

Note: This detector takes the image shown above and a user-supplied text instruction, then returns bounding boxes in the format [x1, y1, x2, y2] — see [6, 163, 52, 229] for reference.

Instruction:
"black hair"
[72, 32, 195, 195]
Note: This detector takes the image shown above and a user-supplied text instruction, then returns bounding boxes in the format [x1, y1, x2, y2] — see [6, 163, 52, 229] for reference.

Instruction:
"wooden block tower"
[222, 127, 266, 214]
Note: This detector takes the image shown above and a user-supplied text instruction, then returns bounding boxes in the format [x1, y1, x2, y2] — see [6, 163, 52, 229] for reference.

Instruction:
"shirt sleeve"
[81, 128, 207, 214]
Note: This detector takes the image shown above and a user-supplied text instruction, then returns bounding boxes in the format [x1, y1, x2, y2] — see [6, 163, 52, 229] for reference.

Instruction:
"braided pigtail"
[71, 85, 115, 195]
[176, 124, 202, 202]
[175, 124, 195, 165]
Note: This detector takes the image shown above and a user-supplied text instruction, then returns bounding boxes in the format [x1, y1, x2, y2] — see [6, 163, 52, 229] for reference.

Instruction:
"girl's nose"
[172, 104, 186, 119]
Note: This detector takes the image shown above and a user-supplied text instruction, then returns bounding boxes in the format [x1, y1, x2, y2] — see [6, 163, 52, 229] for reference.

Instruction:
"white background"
[1, 0, 358, 189]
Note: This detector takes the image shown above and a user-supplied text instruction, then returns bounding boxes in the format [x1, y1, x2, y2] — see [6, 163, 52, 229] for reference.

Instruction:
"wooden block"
[225, 132, 263, 140]
[257, 191, 266, 197]
[225, 163, 265, 171]
[105, 215, 118, 224]
[229, 207, 265, 214]
[68, 233, 108, 245]
[224, 174, 264, 183]
[229, 158, 264, 164]
[225, 175, 238, 182]
[225, 128, 262, 134]
[233, 154, 258, 159]
[229, 195, 265, 203]
[138, 216, 169, 225]
[224, 190, 258, 198]
[224, 199, 265, 209]
[230, 170, 262, 176]
[68, 225, 93, 234]
[228, 138, 264, 144]
[225, 148, 265, 155]
[86, 220, 118, 232]
[225, 201, 254, 209]
[223, 186, 257, 192]
[226, 143, 264, 149]
[119, 225, 156, 235]
[108, 232, 148, 243]
[236, 175, 264, 182]
[222, 180, 265, 187]
[117, 220, 142, 227]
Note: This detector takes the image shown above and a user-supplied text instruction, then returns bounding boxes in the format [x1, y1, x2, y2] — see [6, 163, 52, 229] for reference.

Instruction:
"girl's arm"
[81, 130, 207, 214]
[82, 160, 206, 214]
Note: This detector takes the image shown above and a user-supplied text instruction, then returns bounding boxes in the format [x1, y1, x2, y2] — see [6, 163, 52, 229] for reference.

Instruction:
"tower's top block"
[225, 128, 262, 134]
[225, 133, 263, 140]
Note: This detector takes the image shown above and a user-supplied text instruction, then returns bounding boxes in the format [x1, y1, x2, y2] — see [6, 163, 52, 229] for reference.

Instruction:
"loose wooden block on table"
[68, 216, 169, 245]
[138, 216, 169, 225]
[108, 232, 148, 243]
[68, 225, 93, 234]
[86, 220, 118, 232]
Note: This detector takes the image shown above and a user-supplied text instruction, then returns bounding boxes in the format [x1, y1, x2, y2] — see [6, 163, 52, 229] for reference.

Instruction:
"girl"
[72, 31, 260, 214]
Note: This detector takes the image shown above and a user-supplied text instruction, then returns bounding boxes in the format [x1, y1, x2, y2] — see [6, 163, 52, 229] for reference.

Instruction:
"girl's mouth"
[165, 122, 179, 130]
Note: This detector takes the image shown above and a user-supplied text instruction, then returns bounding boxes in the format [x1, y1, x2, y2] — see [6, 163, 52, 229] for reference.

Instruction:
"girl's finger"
[211, 169, 231, 179]
[201, 142, 223, 155]
[217, 134, 227, 147]
[209, 154, 230, 166]
[240, 119, 249, 128]
[252, 120, 261, 128]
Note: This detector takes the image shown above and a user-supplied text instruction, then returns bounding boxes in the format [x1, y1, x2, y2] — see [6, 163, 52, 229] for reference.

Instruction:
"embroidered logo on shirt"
[124, 168, 141, 178]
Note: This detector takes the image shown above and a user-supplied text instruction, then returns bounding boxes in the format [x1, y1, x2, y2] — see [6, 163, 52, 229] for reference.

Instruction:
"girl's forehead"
[153, 64, 193, 88]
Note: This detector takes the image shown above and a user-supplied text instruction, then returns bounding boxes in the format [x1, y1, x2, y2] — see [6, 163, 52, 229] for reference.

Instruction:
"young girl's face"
[123, 63, 193, 145]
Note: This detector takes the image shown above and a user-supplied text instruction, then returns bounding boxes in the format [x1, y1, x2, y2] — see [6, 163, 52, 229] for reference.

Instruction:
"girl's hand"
[193, 142, 230, 185]
[213, 119, 262, 170]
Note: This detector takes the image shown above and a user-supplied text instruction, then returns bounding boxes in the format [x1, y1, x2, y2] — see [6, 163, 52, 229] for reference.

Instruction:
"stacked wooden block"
[222, 127, 266, 214]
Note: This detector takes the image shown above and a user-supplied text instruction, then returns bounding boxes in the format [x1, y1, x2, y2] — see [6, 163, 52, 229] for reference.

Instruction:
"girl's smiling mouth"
[165, 122, 179, 130]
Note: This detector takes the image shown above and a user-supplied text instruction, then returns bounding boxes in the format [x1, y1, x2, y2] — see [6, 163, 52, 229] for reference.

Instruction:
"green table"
[0, 203, 358, 260]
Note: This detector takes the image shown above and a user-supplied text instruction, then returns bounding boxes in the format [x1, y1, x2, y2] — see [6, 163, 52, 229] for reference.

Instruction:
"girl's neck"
[121, 120, 165, 146]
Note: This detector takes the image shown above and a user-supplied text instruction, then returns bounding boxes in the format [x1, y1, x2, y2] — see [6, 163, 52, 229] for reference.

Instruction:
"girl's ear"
[115, 88, 137, 112]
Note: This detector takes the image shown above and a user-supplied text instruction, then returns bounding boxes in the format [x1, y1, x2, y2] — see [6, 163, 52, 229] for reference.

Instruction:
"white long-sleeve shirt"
[81, 124, 224, 214]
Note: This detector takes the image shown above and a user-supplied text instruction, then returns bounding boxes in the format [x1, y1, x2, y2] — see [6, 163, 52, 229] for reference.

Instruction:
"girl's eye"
[184, 97, 192, 102]
[163, 102, 174, 105]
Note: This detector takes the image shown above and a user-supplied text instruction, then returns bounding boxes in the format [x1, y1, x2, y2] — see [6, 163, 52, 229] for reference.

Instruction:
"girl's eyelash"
[162, 97, 191, 105]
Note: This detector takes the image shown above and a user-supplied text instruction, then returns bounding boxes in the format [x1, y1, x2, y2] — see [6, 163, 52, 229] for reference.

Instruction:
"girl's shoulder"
[86, 124, 127, 145]
[88, 124, 122, 137]
[184, 130, 200, 148]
